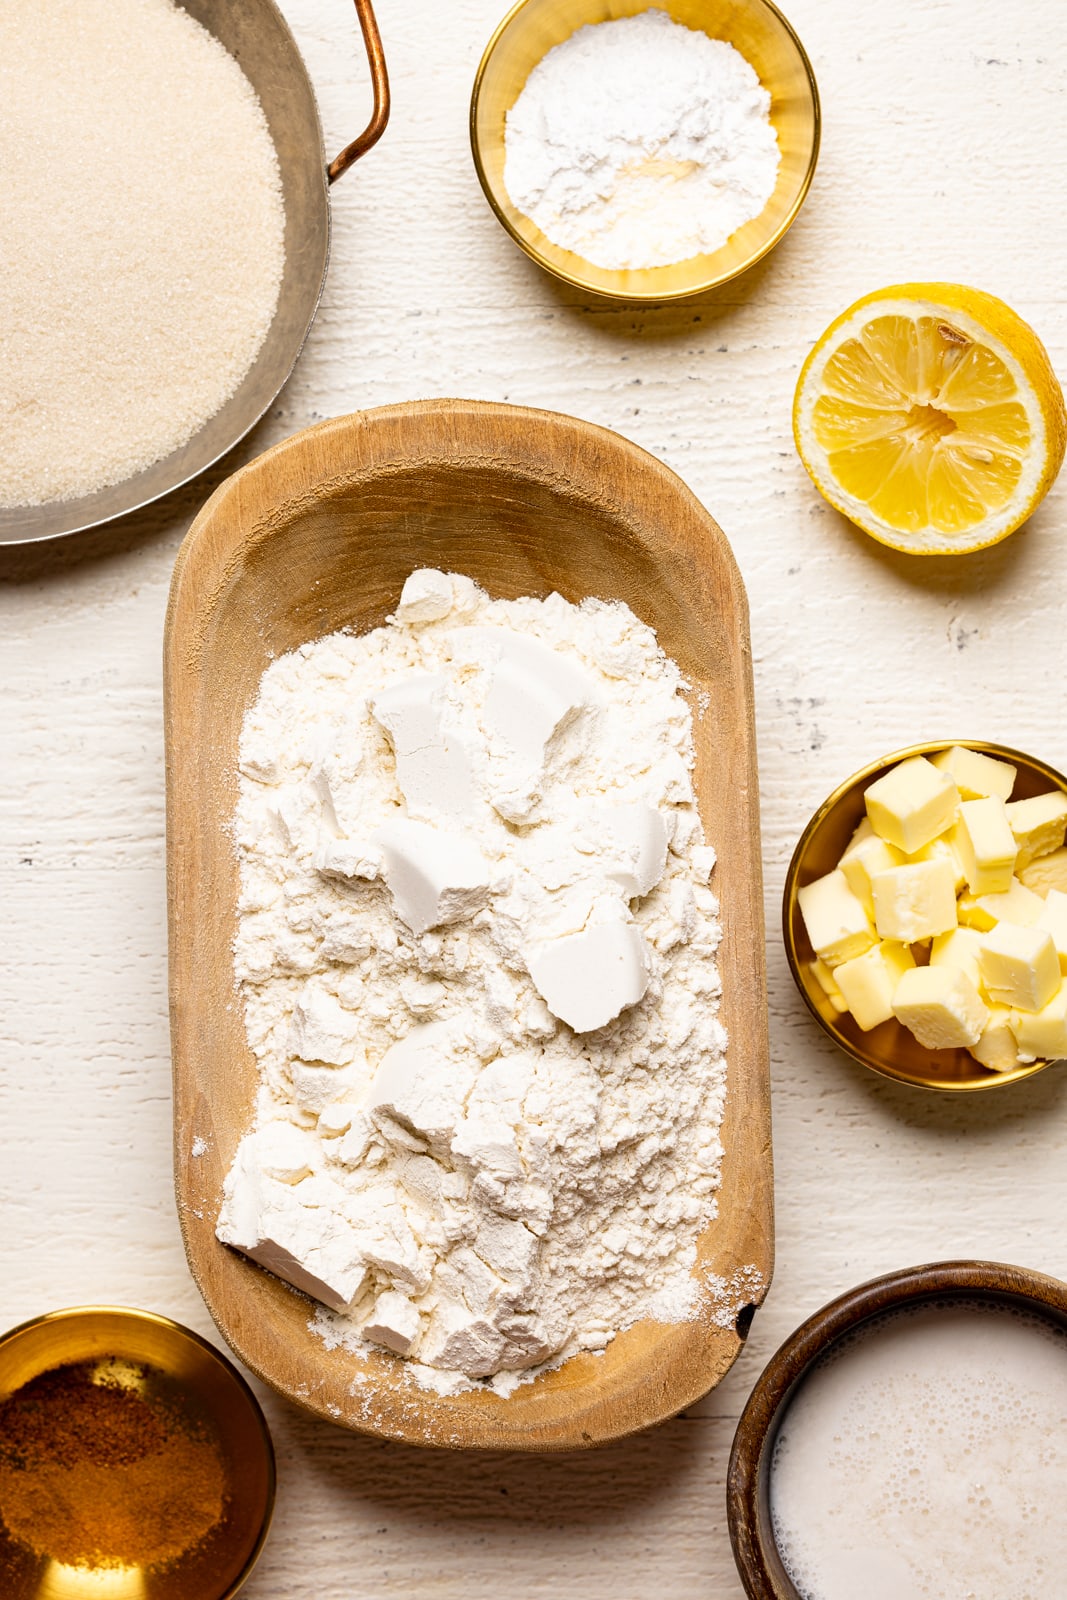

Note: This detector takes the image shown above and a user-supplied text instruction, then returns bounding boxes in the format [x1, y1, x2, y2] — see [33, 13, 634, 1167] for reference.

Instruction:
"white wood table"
[3, 1, 1067, 1593]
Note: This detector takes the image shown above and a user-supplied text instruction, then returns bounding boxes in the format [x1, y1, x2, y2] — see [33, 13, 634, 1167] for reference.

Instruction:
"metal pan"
[2, 0, 389, 547]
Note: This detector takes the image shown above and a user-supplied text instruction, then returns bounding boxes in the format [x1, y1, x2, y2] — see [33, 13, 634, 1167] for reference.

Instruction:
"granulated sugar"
[0, 0, 285, 508]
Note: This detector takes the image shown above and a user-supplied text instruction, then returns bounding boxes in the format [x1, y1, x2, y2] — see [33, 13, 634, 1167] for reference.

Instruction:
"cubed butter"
[864, 756, 959, 853]
[978, 923, 1061, 1013]
[1036, 889, 1067, 974]
[1005, 790, 1067, 868]
[798, 870, 877, 966]
[931, 745, 1017, 801]
[892, 966, 989, 1050]
[810, 958, 849, 1015]
[929, 926, 984, 989]
[842, 817, 875, 852]
[870, 859, 958, 942]
[834, 941, 915, 1032]
[952, 797, 1017, 895]
[1011, 985, 1067, 1063]
[969, 1006, 1024, 1074]
[1019, 845, 1067, 899]
[957, 877, 1045, 932]
[839, 832, 907, 915]
[907, 834, 967, 894]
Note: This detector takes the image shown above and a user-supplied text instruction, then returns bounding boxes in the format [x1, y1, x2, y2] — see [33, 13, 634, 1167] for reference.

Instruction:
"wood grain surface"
[3, 0, 1067, 1592]
[165, 400, 771, 1449]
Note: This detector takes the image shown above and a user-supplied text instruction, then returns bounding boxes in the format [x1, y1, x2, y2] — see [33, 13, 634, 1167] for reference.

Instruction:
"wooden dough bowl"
[165, 399, 772, 1450]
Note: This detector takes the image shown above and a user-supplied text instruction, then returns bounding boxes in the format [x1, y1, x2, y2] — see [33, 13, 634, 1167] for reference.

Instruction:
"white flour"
[503, 9, 780, 271]
[218, 571, 728, 1395]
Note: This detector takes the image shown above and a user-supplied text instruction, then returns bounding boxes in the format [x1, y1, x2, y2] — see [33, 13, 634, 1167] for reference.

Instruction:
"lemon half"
[794, 284, 1066, 554]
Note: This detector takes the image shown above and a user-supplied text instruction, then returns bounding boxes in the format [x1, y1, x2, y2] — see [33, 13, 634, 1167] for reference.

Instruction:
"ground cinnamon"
[0, 1356, 228, 1569]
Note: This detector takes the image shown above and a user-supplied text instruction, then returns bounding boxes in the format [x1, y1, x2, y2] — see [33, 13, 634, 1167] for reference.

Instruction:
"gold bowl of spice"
[470, 0, 820, 301]
[0, 1306, 274, 1599]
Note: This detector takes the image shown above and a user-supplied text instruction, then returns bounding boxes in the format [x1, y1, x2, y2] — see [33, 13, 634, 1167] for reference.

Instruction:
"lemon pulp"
[794, 285, 1066, 554]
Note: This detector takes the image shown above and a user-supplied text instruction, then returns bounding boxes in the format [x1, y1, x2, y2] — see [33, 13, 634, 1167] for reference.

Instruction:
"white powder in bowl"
[0, 0, 285, 508]
[218, 571, 730, 1396]
[503, 8, 780, 271]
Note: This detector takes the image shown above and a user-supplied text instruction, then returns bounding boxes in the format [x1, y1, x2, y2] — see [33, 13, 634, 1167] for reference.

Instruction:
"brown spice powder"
[0, 1357, 228, 1569]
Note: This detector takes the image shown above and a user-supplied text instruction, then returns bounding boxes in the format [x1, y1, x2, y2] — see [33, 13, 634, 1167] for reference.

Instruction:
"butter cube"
[798, 870, 876, 966]
[1019, 846, 1067, 899]
[839, 832, 907, 915]
[978, 923, 1061, 1012]
[929, 926, 984, 989]
[1011, 985, 1067, 1062]
[969, 1006, 1024, 1073]
[952, 797, 1017, 895]
[835, 941, 915, 1032]
[1036, 889, 1067, 974]
[870, 859, 958, 942]
[864, 756, 959, 853]
[1005, 790, 1067, 868]
[931, 745, 1016, 801]
[907, 834, 967, 894]
[810, 958, 849, 1015]
[957, 877, 1045, 932]
[842, 817, 875, 852]
[892, 966, 989, 1050]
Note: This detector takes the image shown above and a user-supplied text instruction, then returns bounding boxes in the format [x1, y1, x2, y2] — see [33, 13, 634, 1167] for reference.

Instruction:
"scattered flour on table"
[218, 570, 730, 1396]
[0, 0, 284, 507]
[503, 9, 780, 271]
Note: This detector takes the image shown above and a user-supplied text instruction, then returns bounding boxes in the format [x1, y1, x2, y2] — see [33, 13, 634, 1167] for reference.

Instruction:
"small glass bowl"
[0, 1305, 275, 1599]
[470, 0, 820, 302]
[783, 740, 1067, 1092]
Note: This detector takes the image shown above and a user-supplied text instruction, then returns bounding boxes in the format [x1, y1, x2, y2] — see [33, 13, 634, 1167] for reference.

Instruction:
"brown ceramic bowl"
[727, 1260, 1067, 1599]
[783, 739, 1067, 1091]
[0, 1306, 274, 1599]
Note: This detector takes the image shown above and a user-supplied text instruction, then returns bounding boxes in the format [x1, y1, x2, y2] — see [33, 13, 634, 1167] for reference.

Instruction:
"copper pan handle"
[328, 0, 390, 182]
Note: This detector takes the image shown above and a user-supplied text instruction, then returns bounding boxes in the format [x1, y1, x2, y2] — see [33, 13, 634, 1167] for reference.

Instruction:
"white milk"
[769, 1298, 1067, 1600]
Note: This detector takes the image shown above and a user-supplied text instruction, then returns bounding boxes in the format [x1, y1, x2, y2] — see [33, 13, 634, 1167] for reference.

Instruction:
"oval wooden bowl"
[783, 740, 1067, 1092]
[727, 1259, 1067, 1599]
[164, 399, 772, 1450]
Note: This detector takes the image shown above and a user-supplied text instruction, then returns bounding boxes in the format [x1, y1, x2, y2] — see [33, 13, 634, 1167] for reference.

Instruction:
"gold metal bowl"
[783, 740, 1067, 1092]
[0, 1306, 274, 1599]
[727, 1259, 1067, 1599]
[470, 0, 820, 302]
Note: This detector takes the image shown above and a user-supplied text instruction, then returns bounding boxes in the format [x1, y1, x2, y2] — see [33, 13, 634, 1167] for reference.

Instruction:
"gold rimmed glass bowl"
[783, 740, 1067, 1092]
[470, 0, 820, 302]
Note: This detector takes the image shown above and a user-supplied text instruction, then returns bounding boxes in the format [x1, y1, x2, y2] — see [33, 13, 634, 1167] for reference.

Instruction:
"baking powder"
[503, 9, 780, 271]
